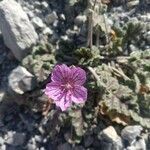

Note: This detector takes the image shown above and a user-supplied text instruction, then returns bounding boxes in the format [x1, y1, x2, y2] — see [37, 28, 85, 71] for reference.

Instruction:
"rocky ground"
[0, 0, 150, 149]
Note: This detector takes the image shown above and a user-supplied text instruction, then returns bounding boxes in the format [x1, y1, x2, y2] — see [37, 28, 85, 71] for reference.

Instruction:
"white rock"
[5, 131, 26, 146]
[126, 145, 136, 150]
[0, 136, 4, 145]
[43, 27, 53, 35]
[61, 35, 69, 41]
[28, 5, 34, 10]
[127, 0, 139, 8]
[23, 6, 29, 12]
[34, 135, 43, 143]
[32, 17, 45, 29]
[147, 31, 150, 35]
[0, 91, 5, 103]
[34, 1, 41, 8]
[34, 8, 42, 15]
[0, 0, 38, 61]
[53, 20, 59, 27]
[147, 14, 150, 21]
[98, 126, 123, 149]
[8, 66, 36, 95]
[121, 125, 143, 144]
[66, 26, 79, 37]
[1, 145, 6, 150]
[27, 143, 37, 150]
[41, 1, 49, 9]
[99, 126, 120, 142]
[134, 138, 146, 150]
[60, 14, 66, 21]
[74, 25, 79, 31]
[74, 15, 87, 26]
[27, 11, 35, 19]
[45, 11, 58, 24]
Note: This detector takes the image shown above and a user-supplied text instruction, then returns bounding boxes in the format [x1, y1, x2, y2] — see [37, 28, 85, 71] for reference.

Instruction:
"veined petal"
[45, 82, 63, 101]
[51, 64, 71, 82]
[55, 91, 72, 111]
[70, 66, 86, 85]
[71, 85, 87, 104]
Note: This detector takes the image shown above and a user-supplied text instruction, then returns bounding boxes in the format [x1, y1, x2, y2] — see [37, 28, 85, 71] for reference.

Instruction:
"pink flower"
[45, 64, 87, 111]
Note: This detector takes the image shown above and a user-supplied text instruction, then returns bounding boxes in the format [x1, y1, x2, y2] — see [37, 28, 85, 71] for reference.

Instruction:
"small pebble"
[1, 145, 6, 150]
[121, 125, 143, 144]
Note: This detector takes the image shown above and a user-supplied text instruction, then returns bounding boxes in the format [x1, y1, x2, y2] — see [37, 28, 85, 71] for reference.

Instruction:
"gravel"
[0, 0, 149, 149]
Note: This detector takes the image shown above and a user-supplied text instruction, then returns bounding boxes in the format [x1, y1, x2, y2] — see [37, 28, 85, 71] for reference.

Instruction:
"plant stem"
[88, 66, 106, 88]
[87, 10, 93, 49]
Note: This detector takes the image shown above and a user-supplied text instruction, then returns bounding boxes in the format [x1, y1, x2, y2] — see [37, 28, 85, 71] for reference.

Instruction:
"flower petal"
[71, 85, 87, 104]
[55, 91, 72, 111]
[45, 82, 63, 101]
[51, 64, 71, 82]
[70, 66, 86, 85]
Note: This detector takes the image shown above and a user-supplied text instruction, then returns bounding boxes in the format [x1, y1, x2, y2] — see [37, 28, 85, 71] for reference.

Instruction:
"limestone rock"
[127, 0, 139, 8]
[0, 0, 38, 61]
[41, 1, 49, 9]
[74, 15, 87, 26]
[45, 11, 58, 25]
[121, 125, 143, 144]
[32, 17, 45, 29]
[43, 27, 53, 35]
[98, 126, 123, 150]
[8, 66, 36, 95]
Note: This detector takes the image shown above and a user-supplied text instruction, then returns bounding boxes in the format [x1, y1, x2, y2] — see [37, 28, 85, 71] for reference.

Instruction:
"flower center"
[61, 82, 73, 91]
[64, 83, 72, 90]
